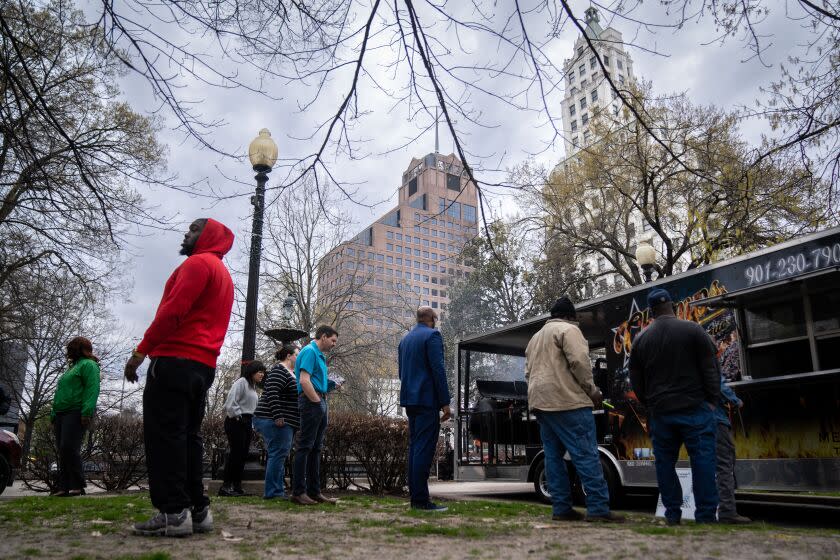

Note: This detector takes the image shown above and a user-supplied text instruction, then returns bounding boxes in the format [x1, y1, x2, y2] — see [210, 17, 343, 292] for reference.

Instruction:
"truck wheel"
[532, 459, 551, 504]
[0, 454, 11, 495]
[571, 454, 622, 508]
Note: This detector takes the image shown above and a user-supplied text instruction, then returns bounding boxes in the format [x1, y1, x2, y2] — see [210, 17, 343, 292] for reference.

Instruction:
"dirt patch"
[1, 493, 838, 559]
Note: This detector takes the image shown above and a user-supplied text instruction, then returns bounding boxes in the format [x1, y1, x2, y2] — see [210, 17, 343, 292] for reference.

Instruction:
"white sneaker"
[132, 509, 193, 537]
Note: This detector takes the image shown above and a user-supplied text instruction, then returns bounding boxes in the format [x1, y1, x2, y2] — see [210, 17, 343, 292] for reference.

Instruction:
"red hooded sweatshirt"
[136, 219, 235, 368]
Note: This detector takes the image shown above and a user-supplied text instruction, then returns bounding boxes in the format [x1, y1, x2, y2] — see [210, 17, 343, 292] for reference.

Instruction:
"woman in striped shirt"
[253, 345, 300, 499]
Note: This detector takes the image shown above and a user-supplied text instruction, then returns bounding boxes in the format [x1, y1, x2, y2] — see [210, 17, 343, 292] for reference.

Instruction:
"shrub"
[321, 412, 409, 494]
[349, 415, 409, 494]
[88, 413, 146, 491]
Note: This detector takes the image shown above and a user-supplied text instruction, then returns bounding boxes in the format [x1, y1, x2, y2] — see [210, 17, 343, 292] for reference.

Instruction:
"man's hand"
[440, 405, 451, 422]
[124, 352, 146, 383]
[274, 418, 285, 428]
[590, 389, 604, 408]
[81, 417, 91, 429]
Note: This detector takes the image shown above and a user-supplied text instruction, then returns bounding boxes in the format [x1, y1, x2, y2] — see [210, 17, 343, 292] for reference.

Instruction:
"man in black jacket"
[629, 288, 720, 525]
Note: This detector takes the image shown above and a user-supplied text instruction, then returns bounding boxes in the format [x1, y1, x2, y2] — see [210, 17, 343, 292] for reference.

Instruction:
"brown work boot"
[585, 511, 626, 523]
[309, 494, 337, 505]
[291, 494, 318, 506]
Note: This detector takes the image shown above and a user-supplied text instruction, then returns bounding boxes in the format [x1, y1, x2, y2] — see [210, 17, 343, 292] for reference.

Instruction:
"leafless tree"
[0, 0, 171, 331]
[81, 0, 837, 218]
[0, 270, 135, 460]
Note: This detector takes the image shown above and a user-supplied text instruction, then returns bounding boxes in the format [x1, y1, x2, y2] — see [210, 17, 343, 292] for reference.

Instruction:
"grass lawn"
[0, 492, 838, 559]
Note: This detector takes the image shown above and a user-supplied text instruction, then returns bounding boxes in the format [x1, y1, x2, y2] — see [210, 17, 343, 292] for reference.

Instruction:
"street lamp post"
[242, 128, 278, 366]
[635, 241, 657, 283]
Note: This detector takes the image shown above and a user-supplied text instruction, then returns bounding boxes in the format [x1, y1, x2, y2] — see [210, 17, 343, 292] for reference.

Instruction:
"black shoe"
[552, 509, 585, 521]
[719, 514, 751, 524]
[217, 485, 242, 497]
[233, 486, 250, 497]
[666, 518, 681, 526]
[132, 509, 192, 537]
[585, 511, 626, 523]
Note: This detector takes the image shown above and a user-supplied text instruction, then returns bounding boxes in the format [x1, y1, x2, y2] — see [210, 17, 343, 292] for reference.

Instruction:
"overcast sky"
[92, 0, 812, 365]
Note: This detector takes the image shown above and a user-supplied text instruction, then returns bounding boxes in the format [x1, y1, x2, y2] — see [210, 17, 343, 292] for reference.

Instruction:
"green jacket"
[51, 358, 101, 419]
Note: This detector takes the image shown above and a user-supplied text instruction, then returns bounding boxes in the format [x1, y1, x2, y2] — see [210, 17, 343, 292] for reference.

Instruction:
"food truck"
[455, 227, 840, 503]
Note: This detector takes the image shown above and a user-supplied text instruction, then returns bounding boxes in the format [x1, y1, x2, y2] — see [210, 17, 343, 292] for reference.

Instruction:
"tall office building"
[556, 8, 653, 293]
[561, 7, 636, 157]
[317, 152, 479, 413]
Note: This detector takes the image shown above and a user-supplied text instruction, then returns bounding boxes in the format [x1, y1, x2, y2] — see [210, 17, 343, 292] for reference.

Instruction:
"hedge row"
[23, 410, 422, 495]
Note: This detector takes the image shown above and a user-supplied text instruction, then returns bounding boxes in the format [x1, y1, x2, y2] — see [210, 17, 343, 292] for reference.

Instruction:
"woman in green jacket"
[51, 337, 101, 497]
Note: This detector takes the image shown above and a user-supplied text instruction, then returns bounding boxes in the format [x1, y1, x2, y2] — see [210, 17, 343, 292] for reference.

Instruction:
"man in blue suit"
[398, 306, 451, 512]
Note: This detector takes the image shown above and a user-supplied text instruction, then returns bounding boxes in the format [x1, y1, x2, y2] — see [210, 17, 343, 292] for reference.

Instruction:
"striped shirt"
[254, 363, 300, 429]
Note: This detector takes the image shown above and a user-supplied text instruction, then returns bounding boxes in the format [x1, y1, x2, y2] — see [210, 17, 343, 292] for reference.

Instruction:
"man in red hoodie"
[125, 218, 234, 537]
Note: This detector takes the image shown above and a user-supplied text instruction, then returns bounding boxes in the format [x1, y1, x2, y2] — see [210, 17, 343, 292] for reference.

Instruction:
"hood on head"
[192, 218, 234, 257]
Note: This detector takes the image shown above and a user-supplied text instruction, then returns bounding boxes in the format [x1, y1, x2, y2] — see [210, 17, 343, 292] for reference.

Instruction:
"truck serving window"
[743, 286, 813, 378]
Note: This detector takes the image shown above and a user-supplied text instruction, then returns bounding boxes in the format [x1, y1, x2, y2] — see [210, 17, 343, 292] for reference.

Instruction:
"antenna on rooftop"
[434, 106, 440, 154]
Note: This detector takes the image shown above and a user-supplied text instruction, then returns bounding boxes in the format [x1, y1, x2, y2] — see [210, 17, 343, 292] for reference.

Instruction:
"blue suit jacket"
[398, 324, 451, 408]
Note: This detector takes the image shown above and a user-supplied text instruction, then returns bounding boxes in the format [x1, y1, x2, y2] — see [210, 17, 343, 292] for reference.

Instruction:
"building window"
[569, 71, 575, 83]
[463, 204, 476, 223]
[386, 256, 393, 264]
[569, 104, 576, 116]
[422, 251, 430, 258]
[579, 64, 585, 75]
[603, 55, 610, 66]
[580, 97, 587, 109]
[446, 173, 461, 191]
[396, 246, 402, 254]
[617, 59, 623, 70]
[583, 130, 591, 143]
[346, 248, 355, 256]
[581, 113, 589, 125]
[612, 104, 619, 115]
[397, 257, 403, 265]
[408, 177, 418, 196]
[431, 301, 438, 309]
[386, 243, 393, 251]
[386, 231, 393, 240]
[571, 135, 578, 146]
[396, 232, 403, 240]
[413, 248, 420, 256]
[422, 238, 429, 247]
[591, 89, 598, 102]
[446, 201, 461, 220]
[570, 86, 578, 96]
[619, 74, 625, 85]
[571, 120, 578, 131]
[590, 56, 597, 69]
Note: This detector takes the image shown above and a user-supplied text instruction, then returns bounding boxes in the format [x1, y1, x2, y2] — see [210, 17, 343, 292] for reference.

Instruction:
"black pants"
[53, 410, 86, 492]
[143, 356, 215, 513]
[223, 415, 253, 488]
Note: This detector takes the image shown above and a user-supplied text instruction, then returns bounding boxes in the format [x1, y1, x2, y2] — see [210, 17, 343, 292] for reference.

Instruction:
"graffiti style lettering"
[819, 431, 840, 443]
[612, 280, 729, 360]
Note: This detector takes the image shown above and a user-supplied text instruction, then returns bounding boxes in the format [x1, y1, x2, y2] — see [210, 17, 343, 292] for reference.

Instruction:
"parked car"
[0, 429, 23, 495]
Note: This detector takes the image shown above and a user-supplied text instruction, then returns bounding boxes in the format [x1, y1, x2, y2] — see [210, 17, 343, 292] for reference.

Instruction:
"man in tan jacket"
[526, 297, 624, 523]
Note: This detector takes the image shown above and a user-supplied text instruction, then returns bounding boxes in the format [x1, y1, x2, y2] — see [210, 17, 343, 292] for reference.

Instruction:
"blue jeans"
[292, 395, 328, 497]
[405, 406, 440, 506]
[536, 408, 610, 517]
[649, 404, 719, 523]
[253, 417, 294, 498]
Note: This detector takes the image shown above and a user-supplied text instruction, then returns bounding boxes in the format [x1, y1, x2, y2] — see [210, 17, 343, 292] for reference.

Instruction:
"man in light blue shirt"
[291, 325, 338, 505]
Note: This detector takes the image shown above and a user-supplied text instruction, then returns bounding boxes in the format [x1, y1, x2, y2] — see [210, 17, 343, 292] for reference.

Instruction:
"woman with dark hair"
[219, 361, 265, 496]
[253, 345, 300, 499]
[51, 337, 101, 497]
